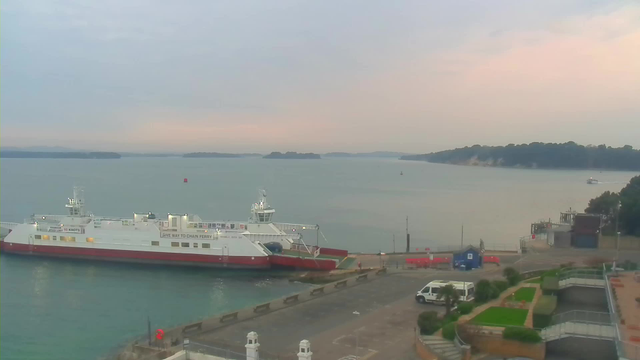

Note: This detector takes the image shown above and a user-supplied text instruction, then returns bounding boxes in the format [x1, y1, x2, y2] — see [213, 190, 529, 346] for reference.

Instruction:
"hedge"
[532, 295, 557, 328]
[492, 280, 509, 293]
[442, 322, 457, 341]
[457, 302, 474, 315]
[418, 311, 442, 335]
[503, 327, 542, 343]
[541, 276, 559, 295]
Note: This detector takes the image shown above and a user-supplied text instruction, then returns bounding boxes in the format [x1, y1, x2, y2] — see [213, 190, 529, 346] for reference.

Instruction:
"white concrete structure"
[297, 340, 312, 360]
[246, 332, 259, 360]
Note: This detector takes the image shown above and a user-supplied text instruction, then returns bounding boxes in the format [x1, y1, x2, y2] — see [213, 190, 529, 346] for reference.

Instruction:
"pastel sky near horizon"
[1, 1, 639, 153]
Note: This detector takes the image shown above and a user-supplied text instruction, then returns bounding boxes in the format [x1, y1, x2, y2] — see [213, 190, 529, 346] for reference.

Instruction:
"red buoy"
[184, 178, 188, 183]
[155, 329, 164, 340]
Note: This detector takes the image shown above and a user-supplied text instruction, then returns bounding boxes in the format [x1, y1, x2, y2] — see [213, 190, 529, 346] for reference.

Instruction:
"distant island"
[0, 151, 121, 159]
[400, 142, 640, 171]
[263, 152, 321, 159]
[325, 151, 412, 158]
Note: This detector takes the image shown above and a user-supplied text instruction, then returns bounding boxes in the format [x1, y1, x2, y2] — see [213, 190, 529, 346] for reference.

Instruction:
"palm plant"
[436, 284, 460, 315]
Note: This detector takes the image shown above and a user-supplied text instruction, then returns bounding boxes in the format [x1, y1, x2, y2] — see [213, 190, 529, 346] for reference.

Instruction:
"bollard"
[183, 338, 190, 360]
[297, 339, 312, 360]
[246, 332, 260, 360]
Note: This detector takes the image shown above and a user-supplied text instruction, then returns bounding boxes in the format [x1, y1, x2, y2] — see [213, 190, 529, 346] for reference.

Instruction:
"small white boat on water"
[587, 177, 599, 184]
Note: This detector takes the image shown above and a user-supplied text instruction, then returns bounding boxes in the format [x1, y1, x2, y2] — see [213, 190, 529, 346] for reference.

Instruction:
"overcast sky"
[1, 1, 639, 153]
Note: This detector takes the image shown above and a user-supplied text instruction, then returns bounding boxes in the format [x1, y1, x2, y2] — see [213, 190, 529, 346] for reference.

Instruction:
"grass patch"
[472, 307, 529, 327]
[508, 287, 536, 302]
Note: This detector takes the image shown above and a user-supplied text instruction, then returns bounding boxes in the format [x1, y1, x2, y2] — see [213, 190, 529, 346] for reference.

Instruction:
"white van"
[415, 280, 475, 304]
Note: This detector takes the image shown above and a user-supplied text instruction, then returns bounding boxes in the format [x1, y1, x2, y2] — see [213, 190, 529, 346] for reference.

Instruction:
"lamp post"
[616, 201, 621, 262]
[353, 311, 360, 358]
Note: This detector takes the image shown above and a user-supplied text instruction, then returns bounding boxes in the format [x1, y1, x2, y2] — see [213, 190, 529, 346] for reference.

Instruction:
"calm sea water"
[0, 157, 636, 359]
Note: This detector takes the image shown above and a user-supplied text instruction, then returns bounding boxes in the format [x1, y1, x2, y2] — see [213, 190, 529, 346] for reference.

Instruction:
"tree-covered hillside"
[401, 142, 640, 170]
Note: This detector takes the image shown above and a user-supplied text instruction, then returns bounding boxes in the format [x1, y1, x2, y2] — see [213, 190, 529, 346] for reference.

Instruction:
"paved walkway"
[525, 284, 542, 328]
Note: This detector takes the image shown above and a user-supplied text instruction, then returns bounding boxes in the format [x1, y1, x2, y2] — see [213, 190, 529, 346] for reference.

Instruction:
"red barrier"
[405, 257, 450, 267]
[483, 256, 500, 264]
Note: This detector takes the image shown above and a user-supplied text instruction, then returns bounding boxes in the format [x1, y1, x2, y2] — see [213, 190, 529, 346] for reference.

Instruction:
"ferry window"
[60, 236, 67, 241]
[171, 242, 179, 247]
[230, 224, 235, 229]
[35, 235, 42, 240]
[42, 235, 50, 240]
[193, 243, 198, 248]
[181, 242, 189, 248]
[171, 217, 177, 227]
[86, 237, 94, 242]
[202, 243, 210, 249]
[151, 241, 160, 246]
[69, 237, 76, 242]
[53, 236, 57, 240]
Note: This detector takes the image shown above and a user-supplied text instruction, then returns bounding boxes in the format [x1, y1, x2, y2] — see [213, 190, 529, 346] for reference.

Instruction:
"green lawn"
[471, 307, 529, 327]
[510, 287, 536, 302]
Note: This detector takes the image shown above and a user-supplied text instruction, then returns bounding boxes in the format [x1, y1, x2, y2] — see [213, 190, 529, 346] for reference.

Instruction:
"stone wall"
[599, 235, 640, 250]
[468, 334, 545, 360]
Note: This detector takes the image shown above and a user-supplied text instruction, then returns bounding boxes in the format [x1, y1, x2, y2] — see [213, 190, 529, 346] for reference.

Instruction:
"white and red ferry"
[0, 188, 347, 270]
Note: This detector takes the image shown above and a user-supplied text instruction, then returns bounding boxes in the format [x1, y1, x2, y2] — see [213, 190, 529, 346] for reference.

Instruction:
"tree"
[475, 279, 498, 302]
[503, 267, 521, 286]
[436, 284, 460, 315]
[585, 191, 620, 217]
[619, 176, 640, 236]
[586, 176, 640, 236]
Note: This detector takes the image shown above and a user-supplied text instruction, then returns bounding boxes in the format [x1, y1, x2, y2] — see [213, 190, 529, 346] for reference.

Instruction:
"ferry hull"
[270, 254, 337, 271]
[0, 242, 271, 269]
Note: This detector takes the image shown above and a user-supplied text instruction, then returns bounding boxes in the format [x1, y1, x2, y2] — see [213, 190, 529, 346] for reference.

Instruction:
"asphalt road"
[192, 248, 640, 360]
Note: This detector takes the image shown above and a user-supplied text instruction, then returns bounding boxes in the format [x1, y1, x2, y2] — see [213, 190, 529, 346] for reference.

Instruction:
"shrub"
[532, 295, 557, 328]
[492, 280, 509, 293]
[457, 302, 474, 315]
[417, 311, 442, 335]
[475, 280, 499, 303]
[503, 327, 542, 343]
[503, 267, 522, 286]
[444, 311, 460, 324]
[541, 276, 559, 295]
[442, 322, 457, 341]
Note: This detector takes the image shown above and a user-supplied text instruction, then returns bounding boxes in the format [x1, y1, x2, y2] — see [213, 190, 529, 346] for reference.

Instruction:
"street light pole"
[353, 311, 360, 358]
[616, 201, 621, 262]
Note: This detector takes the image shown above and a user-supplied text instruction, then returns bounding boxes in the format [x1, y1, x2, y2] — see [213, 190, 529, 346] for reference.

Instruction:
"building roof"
[452, 245, 481, 255]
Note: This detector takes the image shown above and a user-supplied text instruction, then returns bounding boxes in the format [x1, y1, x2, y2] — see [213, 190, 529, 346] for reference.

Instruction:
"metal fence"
[185, 340, 293, 360]
[187, 341, 250, 360]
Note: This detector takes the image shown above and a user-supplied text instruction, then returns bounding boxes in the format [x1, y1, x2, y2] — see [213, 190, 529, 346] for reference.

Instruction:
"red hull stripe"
[1, 242, 271, 268]
[270, 254, 337, 271]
